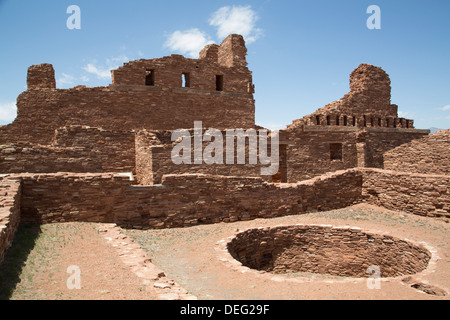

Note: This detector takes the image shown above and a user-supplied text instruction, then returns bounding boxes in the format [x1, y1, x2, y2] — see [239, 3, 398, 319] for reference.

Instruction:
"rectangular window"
[182, 72, 190, 88]
[216, 75, 223, 91]
[316, 115, 321, 125]
[336, 116, 340, 126]
[343, 116, 348, 126]
[327, 116, 331, 125]
[145, 69, 154, 86]
[330, 143, 343, 161]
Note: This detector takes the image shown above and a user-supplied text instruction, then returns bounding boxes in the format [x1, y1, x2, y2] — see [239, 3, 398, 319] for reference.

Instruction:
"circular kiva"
[227, 225, 432, 278]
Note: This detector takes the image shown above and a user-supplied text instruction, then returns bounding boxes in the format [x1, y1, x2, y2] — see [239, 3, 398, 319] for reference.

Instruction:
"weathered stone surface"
[384, 130, 450, 175]
[0, 180, 21, 263]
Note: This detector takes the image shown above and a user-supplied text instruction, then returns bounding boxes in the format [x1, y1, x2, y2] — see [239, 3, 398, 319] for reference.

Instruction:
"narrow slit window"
[343, 116, 348, 126]
[316, 115, 321, 125]
[378, 118, 382, 127]
[327, 116, 331, 126]
[330, 143, 343, 161]
[386, 118, 390, 127]
[182, 72, 190, 88]
[145, 69, 154, 86]
[216, 75, 224, 91]
[353, 116, 357, 126]
[336, 116, 340, 126]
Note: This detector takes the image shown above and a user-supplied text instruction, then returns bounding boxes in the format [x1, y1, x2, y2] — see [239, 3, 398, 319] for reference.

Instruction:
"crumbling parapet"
[27, 63, 56, 90]
[288, 64, 415, 129]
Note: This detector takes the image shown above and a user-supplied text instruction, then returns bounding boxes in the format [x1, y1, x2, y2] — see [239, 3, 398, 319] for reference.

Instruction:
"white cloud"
[106, 55, 128, 66]
[82, 63, 111, 80]
[57, 73, 76, 87]
[82, 55, 129, 80]
[439, 105, 450, 111]
[165, 28, 214, 58]
[0, 102, 17, 123]
[209, 5, 262, 43]
[398, 111, 414, 118]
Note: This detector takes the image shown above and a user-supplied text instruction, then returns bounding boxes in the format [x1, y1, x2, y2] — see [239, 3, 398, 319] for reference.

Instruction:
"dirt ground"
[125, 204, 450, 300]
[0, 203, 449, 300]
[0, 222, 159, 300]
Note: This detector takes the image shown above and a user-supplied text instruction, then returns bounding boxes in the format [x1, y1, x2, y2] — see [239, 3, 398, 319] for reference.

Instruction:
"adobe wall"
[0, 126, 135, 174]
[362, 169, 450, 218]
[0, 179, 21, 263]
[384, 130, 450, 175]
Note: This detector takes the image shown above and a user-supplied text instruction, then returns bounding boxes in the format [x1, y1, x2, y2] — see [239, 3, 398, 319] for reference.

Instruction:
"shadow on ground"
[0, 223, 42, 300]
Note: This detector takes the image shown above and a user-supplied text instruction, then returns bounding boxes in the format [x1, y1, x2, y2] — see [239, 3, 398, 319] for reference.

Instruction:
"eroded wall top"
[288, 64, 415, 129]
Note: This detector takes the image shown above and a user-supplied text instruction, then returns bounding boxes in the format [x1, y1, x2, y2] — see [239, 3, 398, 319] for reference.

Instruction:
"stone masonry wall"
[288, 64, 414, 130]
[1, 35, 255, 146]
[0, 179, 21, 263]
[362, 128, 430, 168]
[0, 126, 135, 174]
[0, 87, 255, 145]
[362, 169, 450, 218]
[227, 225, 431, 278]
[383, 130, 450, 175]
[10, 169, 362, 229]
[283, 126, 429, 183]
[284, 126, 359, 182]
[1, 168, 447, 235]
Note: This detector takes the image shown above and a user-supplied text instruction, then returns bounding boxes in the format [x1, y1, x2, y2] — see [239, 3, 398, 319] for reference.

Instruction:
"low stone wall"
[17, 173, 132, 224]
[7, 169, 362, 229]
[2, 168, 448, 233]
[0, 179, 21, 263]
[362, 169, 450, 218]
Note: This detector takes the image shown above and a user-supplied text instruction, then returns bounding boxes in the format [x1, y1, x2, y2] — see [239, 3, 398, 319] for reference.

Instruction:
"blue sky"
[0, 0, 449, 130]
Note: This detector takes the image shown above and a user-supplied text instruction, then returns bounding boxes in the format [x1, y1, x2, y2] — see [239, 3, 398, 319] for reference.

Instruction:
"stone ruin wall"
[0, 126, 135, 174]
[136, 129, 276, 185]
[383, 130, 450, 175]
[0, 179, 21, 263]
[362, 169, 450, 219]
[0, 34, 255, 146]
[5, 169, 363, 229]
[281, 63, 430, 182]
[0, 167, 447, 234]
[288, 64, 415, 130]
[227, 225, 431, 278]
